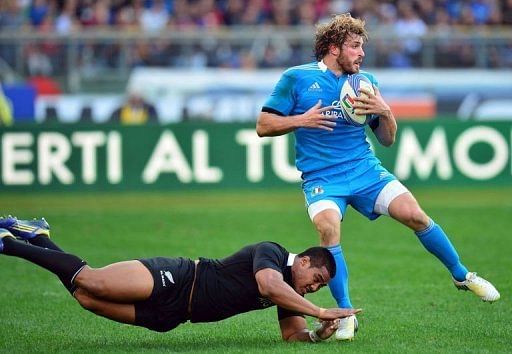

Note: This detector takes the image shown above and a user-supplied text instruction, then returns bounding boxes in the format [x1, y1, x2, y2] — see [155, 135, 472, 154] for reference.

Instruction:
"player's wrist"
[308, 329, 323, 343]
[317, 307, 326, 318]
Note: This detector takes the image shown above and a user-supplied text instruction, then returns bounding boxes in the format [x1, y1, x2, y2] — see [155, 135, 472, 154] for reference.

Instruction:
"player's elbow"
[380, 136, 395, 147]
[378, 132, 396, 147]
[256, 120, 270, 137]
[256, 125, 266, 137]
[256, 276, 279, 299]
[257, 282, 274, 298]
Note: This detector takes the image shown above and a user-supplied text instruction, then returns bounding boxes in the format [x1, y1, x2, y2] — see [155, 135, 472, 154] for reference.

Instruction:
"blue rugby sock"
[326, 244, 352, 308]
[415, 219, 468, 281]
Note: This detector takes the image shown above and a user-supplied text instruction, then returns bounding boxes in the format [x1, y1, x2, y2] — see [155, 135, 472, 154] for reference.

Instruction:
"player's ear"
[329, 44, 340, 56]
[300, 256, 311, 268]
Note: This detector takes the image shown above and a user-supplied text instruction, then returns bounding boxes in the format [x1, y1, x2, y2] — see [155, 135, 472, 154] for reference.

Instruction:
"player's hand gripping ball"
[340, 74, 375, 126]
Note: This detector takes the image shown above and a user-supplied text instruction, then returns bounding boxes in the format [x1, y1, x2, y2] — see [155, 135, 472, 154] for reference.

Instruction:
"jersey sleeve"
[252, 242, 286, 274]
[262, 71, 297, 116]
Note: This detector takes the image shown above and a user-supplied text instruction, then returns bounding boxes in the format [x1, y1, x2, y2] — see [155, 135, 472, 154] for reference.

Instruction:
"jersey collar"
[287, 253, 296, 266]
[318, 60, 328, 72]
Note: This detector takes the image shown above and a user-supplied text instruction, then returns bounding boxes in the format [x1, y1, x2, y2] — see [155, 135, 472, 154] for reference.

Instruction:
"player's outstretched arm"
[255, 268, 360, 320]
[256, 101, 336, 137]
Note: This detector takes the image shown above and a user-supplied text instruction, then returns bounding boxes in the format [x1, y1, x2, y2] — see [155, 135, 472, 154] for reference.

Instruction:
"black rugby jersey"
[189, 242, 302, 323]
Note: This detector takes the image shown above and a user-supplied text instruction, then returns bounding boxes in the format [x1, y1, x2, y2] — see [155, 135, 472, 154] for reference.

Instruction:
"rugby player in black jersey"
[0, 216, 360, 343]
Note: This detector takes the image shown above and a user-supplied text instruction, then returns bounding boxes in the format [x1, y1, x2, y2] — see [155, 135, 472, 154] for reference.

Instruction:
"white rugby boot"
[335, 315, 358, 341]
[453, 272, 500, 302]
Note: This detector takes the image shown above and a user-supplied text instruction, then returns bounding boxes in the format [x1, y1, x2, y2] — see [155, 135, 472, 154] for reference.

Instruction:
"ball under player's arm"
[256, 101, 337, 137]
[354, 86, 397, 146]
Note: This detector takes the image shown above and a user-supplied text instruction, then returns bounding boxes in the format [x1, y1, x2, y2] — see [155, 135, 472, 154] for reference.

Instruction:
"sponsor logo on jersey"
[308, 82, 322, 92]
[320, 100, 348, 120]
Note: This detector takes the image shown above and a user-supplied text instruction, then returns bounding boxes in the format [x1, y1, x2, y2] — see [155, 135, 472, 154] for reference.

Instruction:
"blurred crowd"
[0, 0, 512, 77]
[1, 0, 512, 31]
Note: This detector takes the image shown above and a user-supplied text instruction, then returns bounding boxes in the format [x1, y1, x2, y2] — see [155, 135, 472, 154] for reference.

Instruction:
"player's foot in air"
[0, 216, 50, 240]
[453, 272, 500, 302]
[335, 314, 358, 341]
[0, 228, 15, 253]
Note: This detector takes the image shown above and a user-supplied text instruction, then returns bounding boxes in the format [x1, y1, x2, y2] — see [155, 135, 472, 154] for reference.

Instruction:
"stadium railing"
[0, 25, 511, 92]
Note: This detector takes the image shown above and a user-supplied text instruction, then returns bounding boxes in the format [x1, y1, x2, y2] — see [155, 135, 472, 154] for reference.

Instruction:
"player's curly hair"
[314, 13, 368, 61]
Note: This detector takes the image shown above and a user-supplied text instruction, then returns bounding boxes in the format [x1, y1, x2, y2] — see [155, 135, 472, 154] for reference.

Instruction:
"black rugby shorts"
[134, 257, 195, 332]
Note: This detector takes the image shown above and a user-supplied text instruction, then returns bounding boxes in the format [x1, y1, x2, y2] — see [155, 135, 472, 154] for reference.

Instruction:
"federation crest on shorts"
[311, 186, 324, 196]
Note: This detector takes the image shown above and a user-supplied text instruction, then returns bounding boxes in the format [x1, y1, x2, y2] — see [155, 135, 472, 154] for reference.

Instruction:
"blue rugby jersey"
[263, 61, 381, 180]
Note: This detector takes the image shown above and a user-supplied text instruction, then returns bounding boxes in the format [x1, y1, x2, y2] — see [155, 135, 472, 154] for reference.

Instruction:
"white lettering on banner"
[2, 133, 34, 185]
[235, 130, 271, 182]
[453, 126, 508, 180]
[107, 132, 122, 184]
[38, 132, 74, 185]
[395, 127, 453, 180]
[271, 136, 301, 182]
[142, 131, 192, 183]
[72, 132, 105, 184]
[192, 130, 222, 183]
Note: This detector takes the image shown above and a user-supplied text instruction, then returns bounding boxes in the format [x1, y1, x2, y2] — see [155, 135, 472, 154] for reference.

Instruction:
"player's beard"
[336, 53, 361, 74]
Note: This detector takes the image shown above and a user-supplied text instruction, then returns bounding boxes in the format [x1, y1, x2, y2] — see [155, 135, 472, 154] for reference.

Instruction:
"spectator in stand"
[110, 89, 158, 125]
[55, 0, 80, 34]
[139, 0, 170, 33]
[223, 0, 246, 26]
[393, 0, 427, 67]
[0, 0, 25, 30]
[504, 0, 512, 25]
[29, 0, 52, 27]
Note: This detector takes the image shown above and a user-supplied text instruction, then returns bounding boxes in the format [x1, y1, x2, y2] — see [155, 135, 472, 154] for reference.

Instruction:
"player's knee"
[86, 278, 111, 298]
[76, 273, 110, 298]
[74, 288, 98, 312]
[315, 222, 338, 243]
[402, 207, 429, 230]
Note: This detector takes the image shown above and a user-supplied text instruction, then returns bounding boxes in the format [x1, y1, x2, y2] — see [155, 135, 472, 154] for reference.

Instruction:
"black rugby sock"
[28, 235, 64, 252]
[2, 237, 86, 294]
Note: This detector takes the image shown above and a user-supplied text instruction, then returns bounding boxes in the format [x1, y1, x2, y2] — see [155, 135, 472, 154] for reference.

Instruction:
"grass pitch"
[0, 187, 511, 353]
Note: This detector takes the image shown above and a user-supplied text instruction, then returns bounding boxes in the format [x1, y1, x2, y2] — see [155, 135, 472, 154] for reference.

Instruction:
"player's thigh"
[76, 260, 153, 302]
[303, 180, 348, 221]
[351, 166, 407, 220]
[74, 288, 136, 324]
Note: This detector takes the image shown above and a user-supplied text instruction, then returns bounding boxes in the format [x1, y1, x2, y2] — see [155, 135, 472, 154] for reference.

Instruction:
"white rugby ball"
[340, 74, 375, 126]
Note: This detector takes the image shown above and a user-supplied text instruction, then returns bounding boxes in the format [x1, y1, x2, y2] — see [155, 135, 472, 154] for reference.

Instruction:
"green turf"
[1, 187, 511, 353]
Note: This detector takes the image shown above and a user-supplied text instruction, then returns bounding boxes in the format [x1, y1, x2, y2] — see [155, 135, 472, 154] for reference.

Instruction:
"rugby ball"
[340, 74, 375, 126]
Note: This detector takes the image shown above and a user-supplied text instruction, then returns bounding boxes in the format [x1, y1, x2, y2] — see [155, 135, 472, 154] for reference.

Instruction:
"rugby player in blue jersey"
[257, 13, 500, 341]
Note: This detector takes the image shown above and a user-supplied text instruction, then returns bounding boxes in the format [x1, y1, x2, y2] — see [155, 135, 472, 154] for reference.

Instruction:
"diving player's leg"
[74, 261, 154, 303]
[378, 180, 500, 302]
[0, 230, 86, 294]
[0, 215, 63, 252]
[74, 288, 136, 325]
